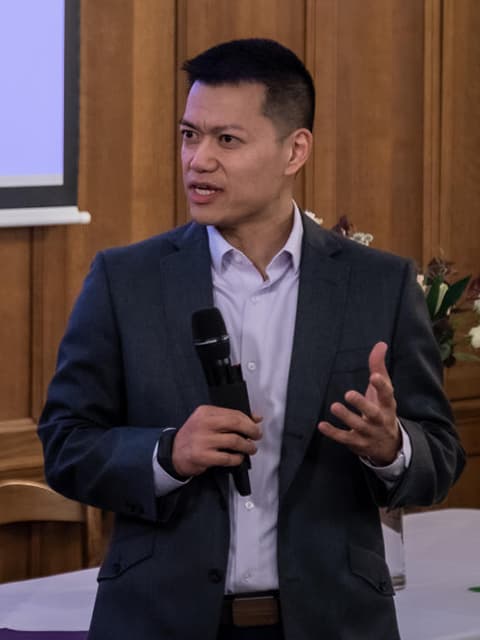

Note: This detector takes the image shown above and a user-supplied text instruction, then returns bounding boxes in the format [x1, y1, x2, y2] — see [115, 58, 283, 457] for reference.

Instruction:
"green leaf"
[437, 275, 471, 318]
[455, 352, 480, 362]
[439, 341, 453, 361]
[425, 276, 442, 320]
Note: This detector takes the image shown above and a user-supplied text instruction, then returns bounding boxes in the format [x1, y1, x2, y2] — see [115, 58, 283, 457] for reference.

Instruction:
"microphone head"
[192, 307, 230, 361]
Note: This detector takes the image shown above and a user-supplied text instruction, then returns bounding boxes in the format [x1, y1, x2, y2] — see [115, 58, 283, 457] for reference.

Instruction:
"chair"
[0, 479, 104, 582]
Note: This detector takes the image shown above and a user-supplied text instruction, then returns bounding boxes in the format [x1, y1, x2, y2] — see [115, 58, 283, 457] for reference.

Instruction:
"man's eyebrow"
[179, 119, 246, 134]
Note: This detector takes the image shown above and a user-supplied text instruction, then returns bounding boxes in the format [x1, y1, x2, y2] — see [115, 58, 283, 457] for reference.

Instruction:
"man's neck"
[217, 204, 295, 280]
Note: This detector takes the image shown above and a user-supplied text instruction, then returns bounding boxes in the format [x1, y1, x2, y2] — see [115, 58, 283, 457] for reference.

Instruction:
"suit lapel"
[279, 216, 351, 502]
[159, 223, 229, 500]
[159, 223, 213, 413]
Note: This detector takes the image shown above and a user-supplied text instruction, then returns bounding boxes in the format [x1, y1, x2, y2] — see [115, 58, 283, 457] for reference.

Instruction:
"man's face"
[181, 81, 294, 230]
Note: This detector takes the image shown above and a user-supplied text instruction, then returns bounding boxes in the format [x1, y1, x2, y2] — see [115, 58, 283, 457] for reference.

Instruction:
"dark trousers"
[217, 624, 285, 640]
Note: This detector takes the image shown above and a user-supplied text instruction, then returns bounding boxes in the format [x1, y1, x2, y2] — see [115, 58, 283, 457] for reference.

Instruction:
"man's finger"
[369, 373, 396, 408]
[368, 341, 389, 377]
[318, 420, 354, 445]
[318, 420, 369, 455]
[344, 391, 383, 423]
[329, 402, 372, 434]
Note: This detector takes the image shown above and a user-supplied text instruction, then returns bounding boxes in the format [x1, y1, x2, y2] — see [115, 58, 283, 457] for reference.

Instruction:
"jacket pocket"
[348, 543, 394, 596]
[97, 531, 156, 581]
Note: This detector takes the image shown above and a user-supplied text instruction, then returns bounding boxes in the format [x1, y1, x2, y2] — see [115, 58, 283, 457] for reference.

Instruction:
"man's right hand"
[171, 405, 262, 478]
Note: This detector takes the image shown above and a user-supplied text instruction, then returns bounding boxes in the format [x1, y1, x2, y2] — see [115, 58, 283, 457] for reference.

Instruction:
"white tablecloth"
[0, 509, 479, 639]
[396, 509, 480, 640]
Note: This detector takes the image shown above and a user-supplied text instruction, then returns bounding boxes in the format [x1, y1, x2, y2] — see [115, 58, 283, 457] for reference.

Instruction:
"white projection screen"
[0, 0, 85, 225]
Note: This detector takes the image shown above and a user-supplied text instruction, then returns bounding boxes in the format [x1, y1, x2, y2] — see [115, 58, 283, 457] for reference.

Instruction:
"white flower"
[469, 325, 480, 349]
[305, 210, 323, 225]
[473, 297, 480, 315]
[350, 232, 374, 246]
[417, 274, 427, 292]
[435, 282, 449, 315]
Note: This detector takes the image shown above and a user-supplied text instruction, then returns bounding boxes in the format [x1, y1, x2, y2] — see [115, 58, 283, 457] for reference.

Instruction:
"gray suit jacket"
[39, 214, 465, 639]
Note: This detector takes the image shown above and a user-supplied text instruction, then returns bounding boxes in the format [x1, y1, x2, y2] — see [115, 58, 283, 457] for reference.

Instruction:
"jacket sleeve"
[364, 260, 466, 508]
[38, 253, 183, 523]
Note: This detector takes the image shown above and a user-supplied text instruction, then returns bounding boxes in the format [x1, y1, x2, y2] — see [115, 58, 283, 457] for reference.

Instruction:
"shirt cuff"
[360, 419, 412, 485]
[152, 441, 191, 497]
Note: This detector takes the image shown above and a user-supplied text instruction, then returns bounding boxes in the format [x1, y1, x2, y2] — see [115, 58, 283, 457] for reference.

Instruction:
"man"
[39, 39, 465, 640]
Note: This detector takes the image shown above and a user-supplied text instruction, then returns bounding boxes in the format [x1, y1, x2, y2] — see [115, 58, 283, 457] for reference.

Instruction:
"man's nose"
[187, 139, 218, 172]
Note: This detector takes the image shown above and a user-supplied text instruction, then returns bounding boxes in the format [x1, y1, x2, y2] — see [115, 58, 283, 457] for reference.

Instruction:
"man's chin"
[188, 204, 224, 227]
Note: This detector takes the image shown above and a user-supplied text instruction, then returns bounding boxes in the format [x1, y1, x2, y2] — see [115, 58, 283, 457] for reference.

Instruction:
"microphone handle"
[209, 378, 252, 496]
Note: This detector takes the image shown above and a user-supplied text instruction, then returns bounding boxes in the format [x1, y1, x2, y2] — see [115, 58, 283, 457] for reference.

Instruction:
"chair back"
[0, 479, 103, 581]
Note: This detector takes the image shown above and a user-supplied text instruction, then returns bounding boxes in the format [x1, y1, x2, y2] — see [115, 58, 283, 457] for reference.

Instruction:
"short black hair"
[182, 38, 315, 134]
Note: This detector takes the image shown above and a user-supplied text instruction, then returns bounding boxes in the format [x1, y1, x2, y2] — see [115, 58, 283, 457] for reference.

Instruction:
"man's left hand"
[318, 342, 401, 465]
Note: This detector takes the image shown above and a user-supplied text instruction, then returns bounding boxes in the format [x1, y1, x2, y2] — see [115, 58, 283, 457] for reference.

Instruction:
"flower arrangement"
[418, 257, 480, 367]
[305, 211, 480, 367]
[306, 212, 374, 246]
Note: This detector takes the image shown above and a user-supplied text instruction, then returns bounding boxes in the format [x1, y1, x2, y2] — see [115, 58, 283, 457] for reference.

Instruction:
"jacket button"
[208, 569, 223, 584]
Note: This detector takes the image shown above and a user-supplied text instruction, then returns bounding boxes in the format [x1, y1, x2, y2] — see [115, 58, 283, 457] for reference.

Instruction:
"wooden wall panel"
[72, 0, 176, 307]
[423, 0, 442, 261]
[440, 0, 480, 275]
[306, 0, 425, 263]
[0, 230, 31, 420]
[130, 1, 177, 243]
[438, 0, 480, 403]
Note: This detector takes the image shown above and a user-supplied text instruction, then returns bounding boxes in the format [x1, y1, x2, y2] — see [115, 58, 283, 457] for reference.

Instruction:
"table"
[0, 509, 479, 639]
[396, 509, 480, 640]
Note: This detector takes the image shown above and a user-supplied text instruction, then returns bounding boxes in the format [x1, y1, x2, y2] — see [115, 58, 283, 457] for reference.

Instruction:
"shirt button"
[247, 361, 256, 372]
[245, 500, 255, 510]
[244, 572, 252, 582]
[251, 295, 259, 304]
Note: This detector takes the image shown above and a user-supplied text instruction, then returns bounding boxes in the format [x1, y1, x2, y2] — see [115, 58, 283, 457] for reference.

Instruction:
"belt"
[221, 591, 281, 627]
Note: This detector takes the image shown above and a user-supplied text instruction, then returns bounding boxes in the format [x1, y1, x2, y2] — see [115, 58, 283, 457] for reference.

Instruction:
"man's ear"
[284, 129, 313, 176]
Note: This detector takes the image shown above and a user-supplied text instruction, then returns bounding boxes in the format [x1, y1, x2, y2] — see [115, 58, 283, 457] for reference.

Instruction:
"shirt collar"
[207, 201, 303, 275]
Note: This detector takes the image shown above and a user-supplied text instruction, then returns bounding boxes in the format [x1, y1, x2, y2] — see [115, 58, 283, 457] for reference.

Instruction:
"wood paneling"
[130, 0, 177, 242]
[0, 229, 31, 420]
[423, 0, 443, 261]
[177, 0, 306, 64]
[438, 0, 480, 403]
[440, 0, 480, 274]
[306, 0, 425, 262]
[73, 0, 177, 303]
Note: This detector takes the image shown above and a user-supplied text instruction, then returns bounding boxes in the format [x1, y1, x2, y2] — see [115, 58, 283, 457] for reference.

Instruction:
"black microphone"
[192, 307, 252, 496]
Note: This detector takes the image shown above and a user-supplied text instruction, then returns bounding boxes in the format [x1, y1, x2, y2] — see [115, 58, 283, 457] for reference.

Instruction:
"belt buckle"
[231, 595, 278, 627]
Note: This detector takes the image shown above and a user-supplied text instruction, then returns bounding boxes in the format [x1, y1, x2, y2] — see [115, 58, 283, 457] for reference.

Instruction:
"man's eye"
[181, 129, 197, 141]
[220, 134, 238, 145]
